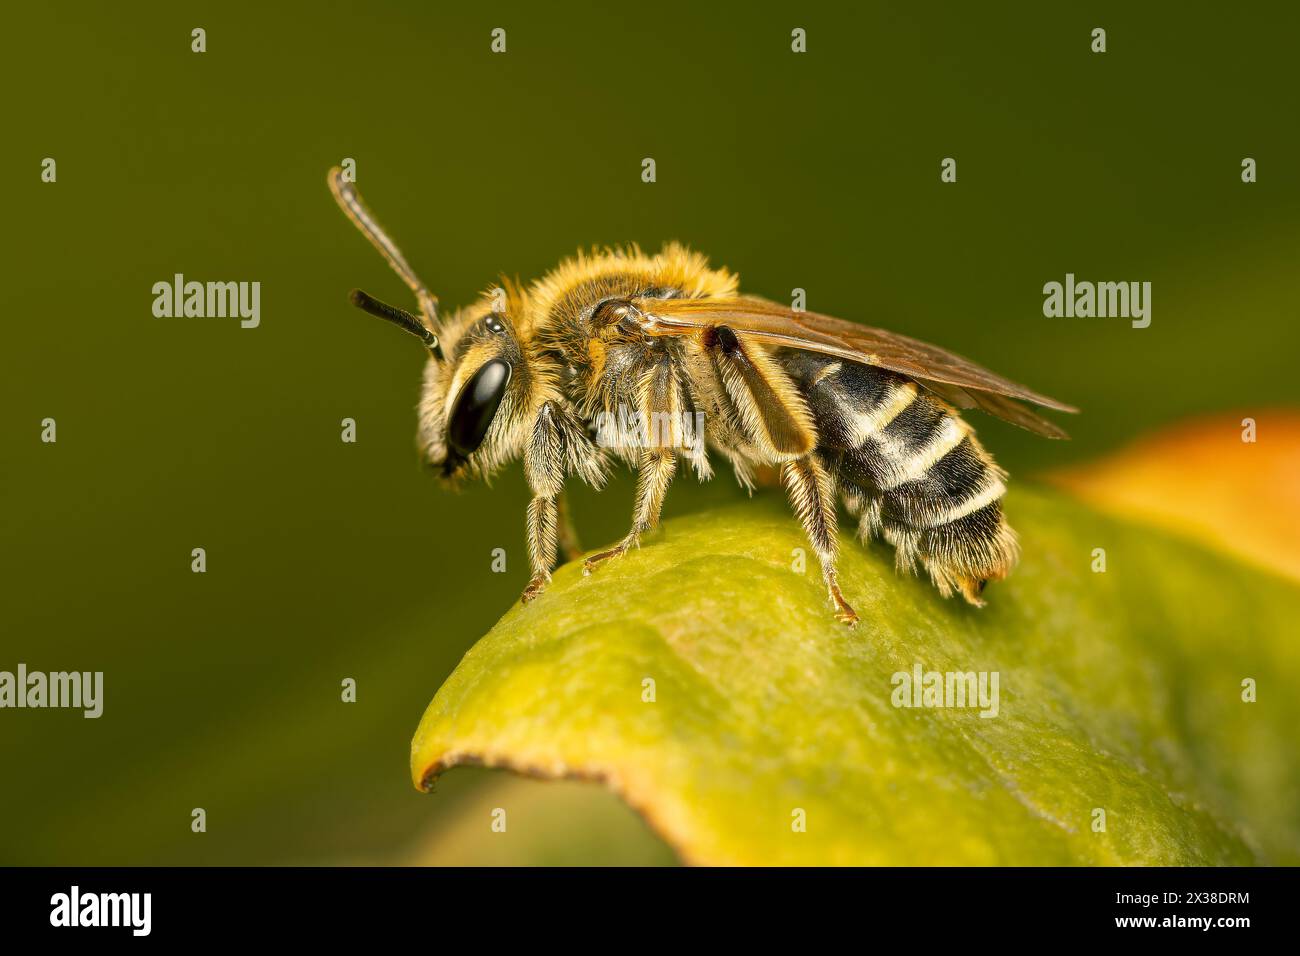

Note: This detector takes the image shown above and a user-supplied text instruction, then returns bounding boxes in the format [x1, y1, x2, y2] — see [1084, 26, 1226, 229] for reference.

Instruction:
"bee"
[327, 169, 1076, 625]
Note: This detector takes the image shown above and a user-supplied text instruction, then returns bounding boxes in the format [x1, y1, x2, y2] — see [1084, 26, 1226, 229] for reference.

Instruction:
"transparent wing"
[630, 294, 1077, 439]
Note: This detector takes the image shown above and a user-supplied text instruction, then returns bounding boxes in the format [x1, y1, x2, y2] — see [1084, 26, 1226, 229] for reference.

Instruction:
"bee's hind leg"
[783, 454, 858, 626]
[584, 450, 676, 575]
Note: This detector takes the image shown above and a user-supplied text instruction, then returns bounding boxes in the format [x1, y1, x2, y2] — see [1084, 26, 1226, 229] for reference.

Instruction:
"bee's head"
[348, 285, 533, 486]
[419, 294, 532, 485]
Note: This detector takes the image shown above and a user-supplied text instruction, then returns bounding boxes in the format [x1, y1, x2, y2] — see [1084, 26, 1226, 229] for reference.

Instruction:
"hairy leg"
[520, 406, 566, 603]
[521, 495, 557, 602]
[782, 454, 858, 625]
[584, 450, 677, 574]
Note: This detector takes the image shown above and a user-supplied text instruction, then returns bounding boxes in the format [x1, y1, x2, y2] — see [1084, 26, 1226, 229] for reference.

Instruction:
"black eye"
[447, 359, 511, 458]
[485, 314, 505, 335]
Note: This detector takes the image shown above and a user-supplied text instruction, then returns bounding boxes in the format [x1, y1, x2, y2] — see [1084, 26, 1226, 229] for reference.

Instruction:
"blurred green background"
[2, 1, 1297, 864]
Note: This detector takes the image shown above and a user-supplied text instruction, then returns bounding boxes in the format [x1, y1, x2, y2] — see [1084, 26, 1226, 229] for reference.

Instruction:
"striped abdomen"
[782, 351, 1019, 604]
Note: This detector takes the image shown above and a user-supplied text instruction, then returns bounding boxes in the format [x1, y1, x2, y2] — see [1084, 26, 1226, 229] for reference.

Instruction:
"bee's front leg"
[583, 449, 676, 575]
[782, 454, 859, 626]
[521, 495, 557, 603]
[520, 407, 567, 604]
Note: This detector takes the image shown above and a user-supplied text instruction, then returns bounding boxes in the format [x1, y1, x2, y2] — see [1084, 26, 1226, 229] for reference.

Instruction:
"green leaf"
[410, 487, 1300, 865]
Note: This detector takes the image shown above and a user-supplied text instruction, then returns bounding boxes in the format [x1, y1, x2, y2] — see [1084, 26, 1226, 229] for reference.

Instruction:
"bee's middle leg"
[584, 450, 676, 574]
[782, 454, 858, 626]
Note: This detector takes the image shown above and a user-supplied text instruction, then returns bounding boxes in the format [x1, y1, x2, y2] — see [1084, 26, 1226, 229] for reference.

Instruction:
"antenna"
[327, 167, 442, 346]
[349, 288, 443, 359]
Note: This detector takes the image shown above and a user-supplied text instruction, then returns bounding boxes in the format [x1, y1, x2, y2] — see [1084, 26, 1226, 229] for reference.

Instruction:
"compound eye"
[447, 359, 511, 458]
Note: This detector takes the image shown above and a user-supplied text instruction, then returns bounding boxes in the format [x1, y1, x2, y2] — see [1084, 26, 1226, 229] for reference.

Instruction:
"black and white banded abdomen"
[782, 351, 1019, 604]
